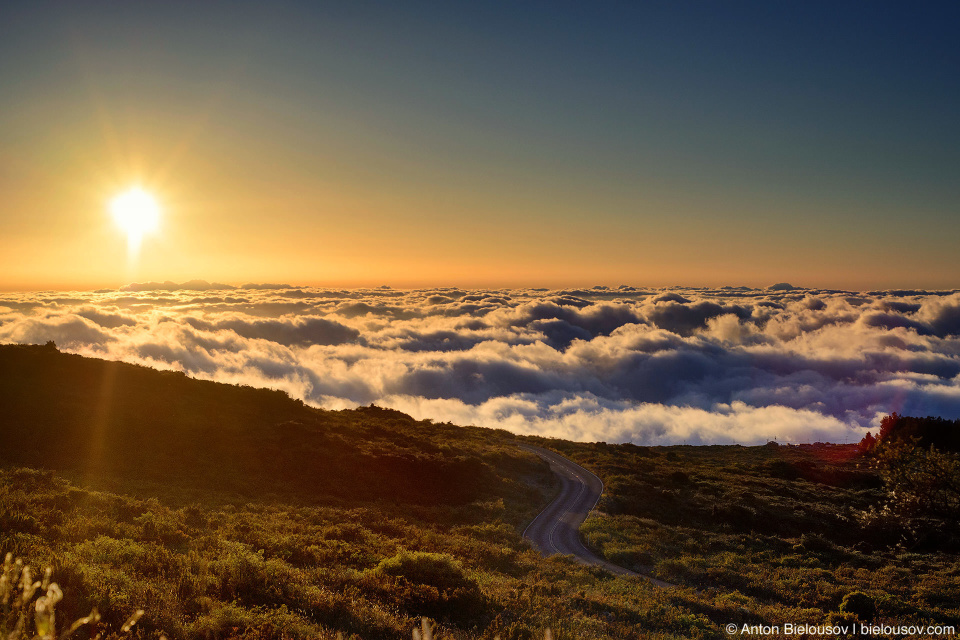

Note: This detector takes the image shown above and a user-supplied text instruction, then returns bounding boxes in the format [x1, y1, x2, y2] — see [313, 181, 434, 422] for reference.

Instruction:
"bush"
[375, 551, 474, 595]
[839, 591, 876, 621]
[366, 551, 484, 622]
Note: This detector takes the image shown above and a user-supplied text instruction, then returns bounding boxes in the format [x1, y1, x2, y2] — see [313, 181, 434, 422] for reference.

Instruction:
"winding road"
[520, 444, 673, 588]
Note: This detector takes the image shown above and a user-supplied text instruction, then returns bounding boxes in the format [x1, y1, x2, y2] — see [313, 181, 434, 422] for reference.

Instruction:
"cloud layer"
[3, 283, 959, 445]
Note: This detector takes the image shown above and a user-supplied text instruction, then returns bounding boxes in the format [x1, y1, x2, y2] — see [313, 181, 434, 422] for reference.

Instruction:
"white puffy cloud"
[1, 283, 959, 445]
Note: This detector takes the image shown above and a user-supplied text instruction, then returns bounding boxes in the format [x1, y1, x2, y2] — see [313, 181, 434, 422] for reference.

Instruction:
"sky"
[3, 284, 960, 444]
[2, 1, 959, 290]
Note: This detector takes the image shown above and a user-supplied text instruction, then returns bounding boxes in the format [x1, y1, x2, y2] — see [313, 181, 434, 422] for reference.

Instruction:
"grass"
[0, 465, 711, 639]
[549, 440, 960, 636]
[1, 344, 958, 638]
[0, 548, 146, 640]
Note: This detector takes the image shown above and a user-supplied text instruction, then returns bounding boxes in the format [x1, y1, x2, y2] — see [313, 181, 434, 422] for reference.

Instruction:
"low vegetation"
[1, 344, 958, 638]
[551, 428, 960, 636]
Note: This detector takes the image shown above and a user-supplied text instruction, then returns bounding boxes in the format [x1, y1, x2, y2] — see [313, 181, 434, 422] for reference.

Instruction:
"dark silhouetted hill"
[0, 343, 542, 507]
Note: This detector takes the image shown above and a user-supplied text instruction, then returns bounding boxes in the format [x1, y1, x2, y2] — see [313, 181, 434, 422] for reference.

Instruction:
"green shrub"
[366, 551, 484, 622]
[375, 551, 473, 594]
[839, 591, 876, 621]
[824, 610, 858, 636]
[191, 602, 326, 640]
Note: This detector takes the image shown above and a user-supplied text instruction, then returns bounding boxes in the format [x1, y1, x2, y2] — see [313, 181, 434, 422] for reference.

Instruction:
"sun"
[110, 187, 160, 254]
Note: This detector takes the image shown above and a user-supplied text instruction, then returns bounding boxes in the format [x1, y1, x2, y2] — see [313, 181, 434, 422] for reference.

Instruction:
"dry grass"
[1, 551, 146, 640]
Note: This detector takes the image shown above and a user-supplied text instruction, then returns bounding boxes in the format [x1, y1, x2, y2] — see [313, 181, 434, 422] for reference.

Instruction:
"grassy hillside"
[1, 344, 957, 639]
[550, 440, 960, 634]
[0, 344, 696, 639]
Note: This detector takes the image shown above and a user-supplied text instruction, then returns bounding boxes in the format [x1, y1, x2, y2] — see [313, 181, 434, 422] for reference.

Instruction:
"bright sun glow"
[110, 187, 160, 255]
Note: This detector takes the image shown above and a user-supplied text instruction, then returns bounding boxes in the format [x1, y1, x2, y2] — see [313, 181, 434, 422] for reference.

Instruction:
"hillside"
[0, 343, 542, 509]
[1, 344, 958, 639]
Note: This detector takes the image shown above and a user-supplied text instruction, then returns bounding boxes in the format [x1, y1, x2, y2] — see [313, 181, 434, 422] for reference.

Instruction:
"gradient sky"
[2, 1, 958, 291]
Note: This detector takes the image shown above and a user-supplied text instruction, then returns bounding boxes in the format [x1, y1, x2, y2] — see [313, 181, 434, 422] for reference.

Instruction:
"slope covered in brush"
[0, 344, 715, 639]
[0, 343, 543, 509]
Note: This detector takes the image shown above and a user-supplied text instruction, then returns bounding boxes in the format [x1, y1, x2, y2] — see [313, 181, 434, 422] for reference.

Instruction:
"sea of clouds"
[2, 281, 959, 445]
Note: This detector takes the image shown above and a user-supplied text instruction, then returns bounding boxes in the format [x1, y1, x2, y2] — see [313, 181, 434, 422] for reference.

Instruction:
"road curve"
[520, 444, 673, 588]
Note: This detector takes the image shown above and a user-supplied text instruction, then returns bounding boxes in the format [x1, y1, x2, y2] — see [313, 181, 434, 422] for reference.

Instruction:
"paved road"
[520, 444, 674, 588]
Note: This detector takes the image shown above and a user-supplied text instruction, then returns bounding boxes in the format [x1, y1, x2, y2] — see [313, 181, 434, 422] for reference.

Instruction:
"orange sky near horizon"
[2, 117, 951, 293]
